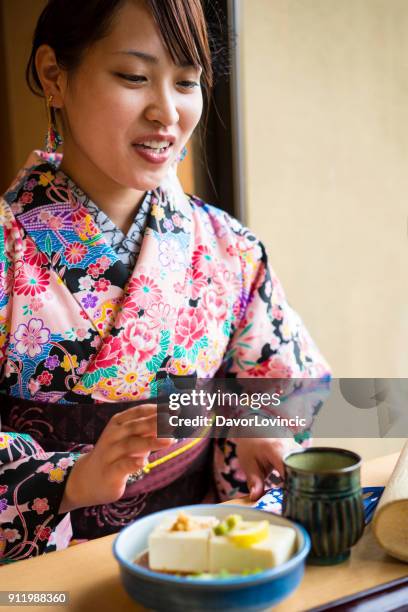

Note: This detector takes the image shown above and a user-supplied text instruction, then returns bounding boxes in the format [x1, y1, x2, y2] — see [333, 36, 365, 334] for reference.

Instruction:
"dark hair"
[26, 0, 213, 107]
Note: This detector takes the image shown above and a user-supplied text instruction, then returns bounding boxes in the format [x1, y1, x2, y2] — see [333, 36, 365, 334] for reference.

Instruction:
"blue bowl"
[113, 504, 310, 612]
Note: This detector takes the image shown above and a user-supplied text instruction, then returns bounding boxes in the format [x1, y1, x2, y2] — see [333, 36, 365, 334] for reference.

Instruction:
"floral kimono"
[0, 151, 330, 563]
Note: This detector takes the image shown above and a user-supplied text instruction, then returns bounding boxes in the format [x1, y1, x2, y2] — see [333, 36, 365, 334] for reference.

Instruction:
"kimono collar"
[63, 174, 153, 273]
[9, 149, 195, 298]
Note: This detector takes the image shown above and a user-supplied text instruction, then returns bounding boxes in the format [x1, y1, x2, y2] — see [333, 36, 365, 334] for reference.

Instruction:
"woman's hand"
[59, 404, 173, 513]
[234, 437, 302, 501]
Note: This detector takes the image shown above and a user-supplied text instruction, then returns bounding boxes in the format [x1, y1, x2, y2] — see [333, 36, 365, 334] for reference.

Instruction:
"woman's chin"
[128, 167, 174, 191]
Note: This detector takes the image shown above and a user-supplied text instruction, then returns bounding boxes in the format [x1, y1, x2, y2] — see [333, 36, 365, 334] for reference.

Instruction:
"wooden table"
[1, 453, 407, 611]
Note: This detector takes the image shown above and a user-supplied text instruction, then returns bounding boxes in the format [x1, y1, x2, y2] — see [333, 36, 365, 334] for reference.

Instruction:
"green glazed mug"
[282, 447, 365, 565]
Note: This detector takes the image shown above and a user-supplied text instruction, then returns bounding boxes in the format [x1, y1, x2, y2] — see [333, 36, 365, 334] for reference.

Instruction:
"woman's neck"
[59, 146, 146, 235]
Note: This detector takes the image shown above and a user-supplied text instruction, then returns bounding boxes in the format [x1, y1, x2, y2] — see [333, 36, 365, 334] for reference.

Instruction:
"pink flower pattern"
[174, 307, 207, 349]
[145, 303, 177, 330]
[14, 266, 50, 297]
[34, 525, 52, 542]
[201, 289, 228, 322]
[65, 242, 88, 264]
[127, 274, 162, 309]
[122, 320, 160, 360]
[94, 278, 110, 292]
[14, 319, 50, 358]
[31, 498, 49, 515]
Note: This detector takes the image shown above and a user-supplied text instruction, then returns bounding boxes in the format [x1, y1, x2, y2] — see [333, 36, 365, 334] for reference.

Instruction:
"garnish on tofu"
[213, 513, 243, 536]
[228, 520, 270, 547]
[213, 514, 270, 548]
[169, 512, 215, 532]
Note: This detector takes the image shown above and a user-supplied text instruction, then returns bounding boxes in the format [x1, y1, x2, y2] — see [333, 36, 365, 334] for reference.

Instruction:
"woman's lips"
[132, 143, 173, 165]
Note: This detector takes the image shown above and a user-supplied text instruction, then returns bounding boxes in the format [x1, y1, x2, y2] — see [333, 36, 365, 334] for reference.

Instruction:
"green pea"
[214, 522, 229, 535]
[226, 514, 243, 530]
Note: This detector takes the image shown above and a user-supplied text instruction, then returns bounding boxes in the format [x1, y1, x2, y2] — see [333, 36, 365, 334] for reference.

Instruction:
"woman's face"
[58, 0, 203, 191]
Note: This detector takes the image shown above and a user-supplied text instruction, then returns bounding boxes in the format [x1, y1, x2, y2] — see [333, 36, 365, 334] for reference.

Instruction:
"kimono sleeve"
[212, 230, 331, 501]
[221, 235, 331, 381]
[0, 219, 80, 563]
[222, 235, 331, 438]
[0, 431, 80, 563]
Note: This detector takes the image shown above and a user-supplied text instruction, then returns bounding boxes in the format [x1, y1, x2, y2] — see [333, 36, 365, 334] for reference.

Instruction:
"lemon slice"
[228, 520, 270, 548]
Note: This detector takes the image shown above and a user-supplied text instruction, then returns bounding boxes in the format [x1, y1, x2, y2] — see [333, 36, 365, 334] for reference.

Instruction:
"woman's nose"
[144, 89, 179, 127]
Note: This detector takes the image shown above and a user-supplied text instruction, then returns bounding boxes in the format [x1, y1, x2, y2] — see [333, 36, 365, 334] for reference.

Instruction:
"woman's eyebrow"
[114, 50, 158, 63]
[113, 49, 199, 69]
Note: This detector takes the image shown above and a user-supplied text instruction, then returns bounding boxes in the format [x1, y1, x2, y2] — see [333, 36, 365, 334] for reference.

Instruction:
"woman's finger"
[108, 413, 158, 442]
[106, 435, 174, 464]
[237, 451, 265, 501]
[110, 404, 157, 426]
[109, 455, 147, 481]
[269, 438, 302, 478]
[269, 452, 284, 479]
[245, 460, 265, 501]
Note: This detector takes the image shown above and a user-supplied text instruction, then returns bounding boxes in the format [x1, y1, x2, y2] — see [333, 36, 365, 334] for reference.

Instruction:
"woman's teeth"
[138, 140, 171, 153]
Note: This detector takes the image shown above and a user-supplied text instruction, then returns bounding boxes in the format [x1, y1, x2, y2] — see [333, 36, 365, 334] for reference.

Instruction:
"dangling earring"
[45, 95, 63, 153]
[177, 145, 188, 162]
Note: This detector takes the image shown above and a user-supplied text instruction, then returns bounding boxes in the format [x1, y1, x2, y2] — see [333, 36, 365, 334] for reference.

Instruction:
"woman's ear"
[35, 44, 67, 106]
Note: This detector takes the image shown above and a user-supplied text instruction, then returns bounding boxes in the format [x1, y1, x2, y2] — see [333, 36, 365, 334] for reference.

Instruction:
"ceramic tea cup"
[282, 447, 365, 565]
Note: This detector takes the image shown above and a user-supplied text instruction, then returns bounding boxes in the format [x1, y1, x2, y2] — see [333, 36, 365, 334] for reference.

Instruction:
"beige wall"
[240, 0, 408, 378]
[240, 0, 408, 458]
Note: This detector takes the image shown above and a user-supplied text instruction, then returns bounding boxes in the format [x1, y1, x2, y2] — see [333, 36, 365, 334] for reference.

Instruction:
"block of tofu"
[148, 513, 218, 573]
[209, 523, 297, 573]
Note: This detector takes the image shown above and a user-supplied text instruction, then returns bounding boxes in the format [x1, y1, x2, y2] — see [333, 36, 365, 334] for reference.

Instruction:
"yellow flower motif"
[94, 300, 120, 335]
[0, 434, 10, 449]
[39, 171, 55, 187]
[151, 204, 165, 220]
[61, 354, 79, 372]
[48, 467, 65, 483]
[172, 360, 195, 376]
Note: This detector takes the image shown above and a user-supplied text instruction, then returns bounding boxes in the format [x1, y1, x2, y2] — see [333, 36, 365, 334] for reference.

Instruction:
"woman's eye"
[178, 80, 200, 89]
[116, 73, 147, 83]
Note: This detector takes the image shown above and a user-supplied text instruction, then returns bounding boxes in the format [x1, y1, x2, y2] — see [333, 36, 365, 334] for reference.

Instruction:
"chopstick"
[306, 575, 408, 611]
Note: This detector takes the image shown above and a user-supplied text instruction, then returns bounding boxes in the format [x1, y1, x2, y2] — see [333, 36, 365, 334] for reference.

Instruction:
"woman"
[0, 0, 330, 562]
